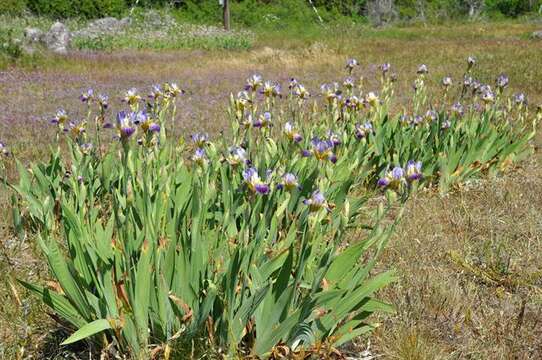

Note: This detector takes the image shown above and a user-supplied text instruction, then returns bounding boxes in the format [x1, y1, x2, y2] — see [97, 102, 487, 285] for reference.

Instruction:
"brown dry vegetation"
[1, 21, 541, 359]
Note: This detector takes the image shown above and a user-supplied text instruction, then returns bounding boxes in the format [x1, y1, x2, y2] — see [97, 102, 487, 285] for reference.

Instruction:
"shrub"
[27, 0, 126, 19]
[0, 29, 24, 62]
[0, 0, 27, 16]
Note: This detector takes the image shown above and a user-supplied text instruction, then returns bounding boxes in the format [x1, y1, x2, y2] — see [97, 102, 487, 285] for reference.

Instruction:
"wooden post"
[223, 0, 230, 31]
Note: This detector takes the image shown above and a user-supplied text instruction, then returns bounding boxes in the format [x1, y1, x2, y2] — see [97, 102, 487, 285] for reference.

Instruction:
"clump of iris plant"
[242, 167, 270, 195]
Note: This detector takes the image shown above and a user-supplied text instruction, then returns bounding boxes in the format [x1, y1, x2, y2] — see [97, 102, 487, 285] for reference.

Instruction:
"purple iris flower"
[377, 166, 405, 188]
[51, 109, 68, 125]
[191, 133, 209, 147]
[412, 115, 423, 125]
[192, 148, 207, 165]
[380, 63, 391, 74]
[253, 112, 272, 128]
[463, 76, 473, 87]
[343, 77, 355, 89]
[288, 78, 299, 90]
[242, 167, 269, 195]
[80, 143, 93, 154]
[277, 173, 300, 191]
[327, 131, 342, 147]
[451, 102, 464, 116]
[123, 88, 141, 105]
[149, 84, 163, 100]
[227, 146, 248, 166]
[496, 74, 509, 89]
[261, 81, 281, 97]
[132, 111, 147, 125]
[310, 137, 335, 162]
[304, 190, 329, 212]
[391, 166, 405, 180]
[148, 123, 160, 133]
[405, 160, 422, 181]
[425, 110, 437, 122]
[481, 87, 495, 103]
[514, 93, 527, 106]
[345, 58, 358, 73]
[345, 96, 360, 110]
[80, 88, 94, 103]
[97, 94, 109, 109]
[400, 114, 411, 124]
[377, 177, 390, 187]
[293, 84, 310, 99]
[417, 64, 428, 74]
[442, 76, 452, 87]
[321, 83, 342, 103]
[467, 56, 476, 68]
[301, 149, 312, 157]
[355, 122, 373, 139]
[116, 111, 136, 139]
[245, 74, 263, 92]
[0, 142, 10, 156]
[284, 122, 303, 143]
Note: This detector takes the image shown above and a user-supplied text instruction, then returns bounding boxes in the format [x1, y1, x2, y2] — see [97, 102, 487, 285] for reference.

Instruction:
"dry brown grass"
[373, 157, 542, 359]
[1, 20, 541, 359]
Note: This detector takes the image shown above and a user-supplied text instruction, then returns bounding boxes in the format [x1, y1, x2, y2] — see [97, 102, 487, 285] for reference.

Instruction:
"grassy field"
[1, 20, 541, 358]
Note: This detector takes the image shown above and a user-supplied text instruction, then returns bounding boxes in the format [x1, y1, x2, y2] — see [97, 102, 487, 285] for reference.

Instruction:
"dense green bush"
[485, 0, 540, 17]
[26, 0, 126, 19]
[0, 0, 27, 15]
[2, 0, 541, 23]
